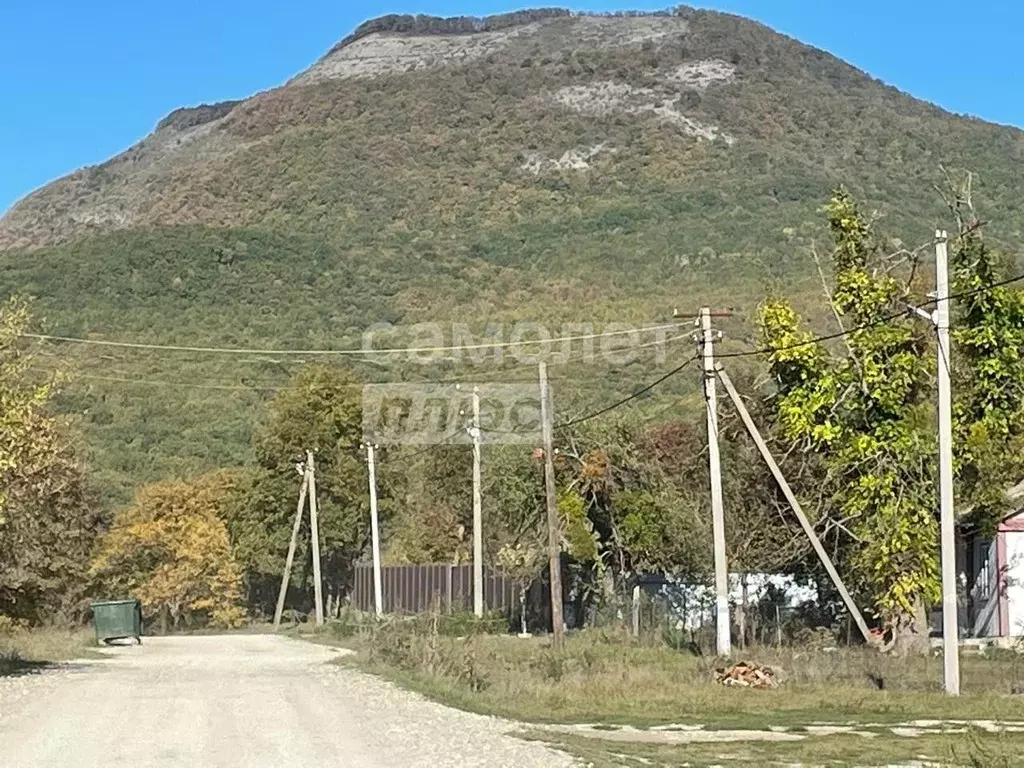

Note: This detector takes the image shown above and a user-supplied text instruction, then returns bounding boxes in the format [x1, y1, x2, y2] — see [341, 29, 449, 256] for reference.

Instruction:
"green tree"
[386, 444, 473, 565]
[90, 475, 245, 629]
[758, 189, 938, 652]
[229, 365, 374, 615]
[945, 180, 1024, 533]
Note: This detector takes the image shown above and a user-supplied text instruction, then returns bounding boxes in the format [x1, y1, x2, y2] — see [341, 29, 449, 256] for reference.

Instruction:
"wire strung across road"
[717, 271, 1024, 361]
[19, 322, 688, 359]
[556, 354, 702, 430]
[481, 271, 1024, 433]
[20, 271, 1024, 427]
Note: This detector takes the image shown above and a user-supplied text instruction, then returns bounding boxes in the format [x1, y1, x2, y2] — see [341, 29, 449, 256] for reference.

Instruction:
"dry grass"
[325, 619, 1024, 764]
[333, 619, 1024, 727]
[0, 627, 97, 675]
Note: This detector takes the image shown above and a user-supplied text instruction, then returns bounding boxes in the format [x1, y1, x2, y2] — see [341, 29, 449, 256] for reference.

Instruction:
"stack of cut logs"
[713, 662, 779, 689]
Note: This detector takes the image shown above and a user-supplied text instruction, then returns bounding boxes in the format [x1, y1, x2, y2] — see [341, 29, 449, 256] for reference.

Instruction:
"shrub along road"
[0, 634, 574, 767]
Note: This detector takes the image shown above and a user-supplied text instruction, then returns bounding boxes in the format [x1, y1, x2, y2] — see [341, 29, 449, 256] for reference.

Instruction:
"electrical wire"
[26, 332, 697, 395]
[479, 271, 1024, 432]
[20, 272, 1024, 411]
[556, 354, 701, 430]
[20, 322, 687, 358]
[717, 271, 1024, 361]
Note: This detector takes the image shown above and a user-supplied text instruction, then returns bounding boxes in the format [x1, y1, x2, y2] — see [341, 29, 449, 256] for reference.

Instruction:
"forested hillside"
[2, 7, 1022, 506]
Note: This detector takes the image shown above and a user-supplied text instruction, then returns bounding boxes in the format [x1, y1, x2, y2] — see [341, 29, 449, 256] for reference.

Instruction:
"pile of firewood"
[713, 662, 780, 689]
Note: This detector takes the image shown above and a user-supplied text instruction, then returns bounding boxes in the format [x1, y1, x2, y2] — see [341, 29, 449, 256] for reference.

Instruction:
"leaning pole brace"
[715, 365, 875, 646]
[273, 458, 310, 630]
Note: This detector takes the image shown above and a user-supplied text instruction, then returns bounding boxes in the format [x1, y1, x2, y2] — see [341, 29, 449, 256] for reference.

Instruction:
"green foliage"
[949, 209, 1024, 534]
[386, 444, 474, 565]
[559, 419, 711, 582]
[759, 189, 938, 640]
[228, 365, 375, 613]
[558, 487, 599, 562]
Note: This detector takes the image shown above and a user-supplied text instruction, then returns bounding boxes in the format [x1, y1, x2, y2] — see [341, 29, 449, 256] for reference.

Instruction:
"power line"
[557, 354, 701, 430]
[20, 322, 686, 358]
[718, 271, 1024, 361]
[529, 271, 1024, 429]
[27, 332, 696, 394]
[23, 272, 1024, 401]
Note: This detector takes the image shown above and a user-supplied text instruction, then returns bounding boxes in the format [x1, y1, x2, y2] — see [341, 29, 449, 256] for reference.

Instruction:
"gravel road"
[0, 634, 575, 767]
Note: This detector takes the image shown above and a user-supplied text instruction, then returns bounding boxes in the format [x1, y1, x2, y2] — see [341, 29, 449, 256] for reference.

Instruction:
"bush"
[364, 613, 493, 692]
[326, 606, 369, 639]
[435, 610, 509, 637]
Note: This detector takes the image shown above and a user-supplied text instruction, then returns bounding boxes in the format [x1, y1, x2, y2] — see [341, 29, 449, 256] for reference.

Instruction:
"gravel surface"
[0, 634, 575, 767]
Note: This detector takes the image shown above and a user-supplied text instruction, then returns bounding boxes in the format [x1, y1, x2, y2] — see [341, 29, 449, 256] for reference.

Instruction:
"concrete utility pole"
[538, 362, 565, 646]
[935, 230, 961, 695]
[273, 459, 309, 629]
[365, 443, 384, 617]
[904, 232, 960, 693]
[700, 307, 731, 657]
[471, 387, 484, 618]
[307, 451, 325, 626]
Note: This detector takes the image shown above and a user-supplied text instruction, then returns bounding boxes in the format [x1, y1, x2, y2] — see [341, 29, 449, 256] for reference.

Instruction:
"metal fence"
[351, 563, 519, 615]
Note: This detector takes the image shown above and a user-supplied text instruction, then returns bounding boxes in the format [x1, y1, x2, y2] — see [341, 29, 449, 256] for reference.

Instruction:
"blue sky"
[2, 1, 1021, 215]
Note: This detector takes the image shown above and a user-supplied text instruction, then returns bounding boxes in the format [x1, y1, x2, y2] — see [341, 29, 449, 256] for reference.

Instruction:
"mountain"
[2, 8, 1023, 505]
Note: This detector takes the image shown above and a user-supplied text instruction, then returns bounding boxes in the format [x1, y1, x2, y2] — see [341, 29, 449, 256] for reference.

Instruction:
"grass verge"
[526, 728, 1024, 767]
[0, 627, 98, 676]
[327, 618, 1024, 728]
[304, 614, 1024, 765]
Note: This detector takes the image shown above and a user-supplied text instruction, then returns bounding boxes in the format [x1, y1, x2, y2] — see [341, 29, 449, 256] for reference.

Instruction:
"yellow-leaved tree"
[0, 297, 103, 622]
[91, 474, 245, 630]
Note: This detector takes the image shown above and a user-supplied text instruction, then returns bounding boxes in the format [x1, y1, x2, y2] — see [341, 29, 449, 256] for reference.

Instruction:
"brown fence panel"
[351, 563, 517, 617]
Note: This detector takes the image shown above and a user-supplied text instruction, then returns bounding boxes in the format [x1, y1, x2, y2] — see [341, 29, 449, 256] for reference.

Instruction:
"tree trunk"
[887, 598, 931, 655]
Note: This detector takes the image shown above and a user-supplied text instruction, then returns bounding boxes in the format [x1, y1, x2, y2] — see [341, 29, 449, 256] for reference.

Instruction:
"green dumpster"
[91, 599, 143, 645]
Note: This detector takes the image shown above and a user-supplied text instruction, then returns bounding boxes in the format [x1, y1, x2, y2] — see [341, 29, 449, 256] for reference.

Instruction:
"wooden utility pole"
[273, 459, 309, 629]
[307, 450, 325, 626]
[365, 443, 384, 617]
[471, 387, 484, 617]
[934, 231, 961, 695]
[538, 362, 565, 646]
[716, 366, 873, 645]
[700, 307, 731, 657]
